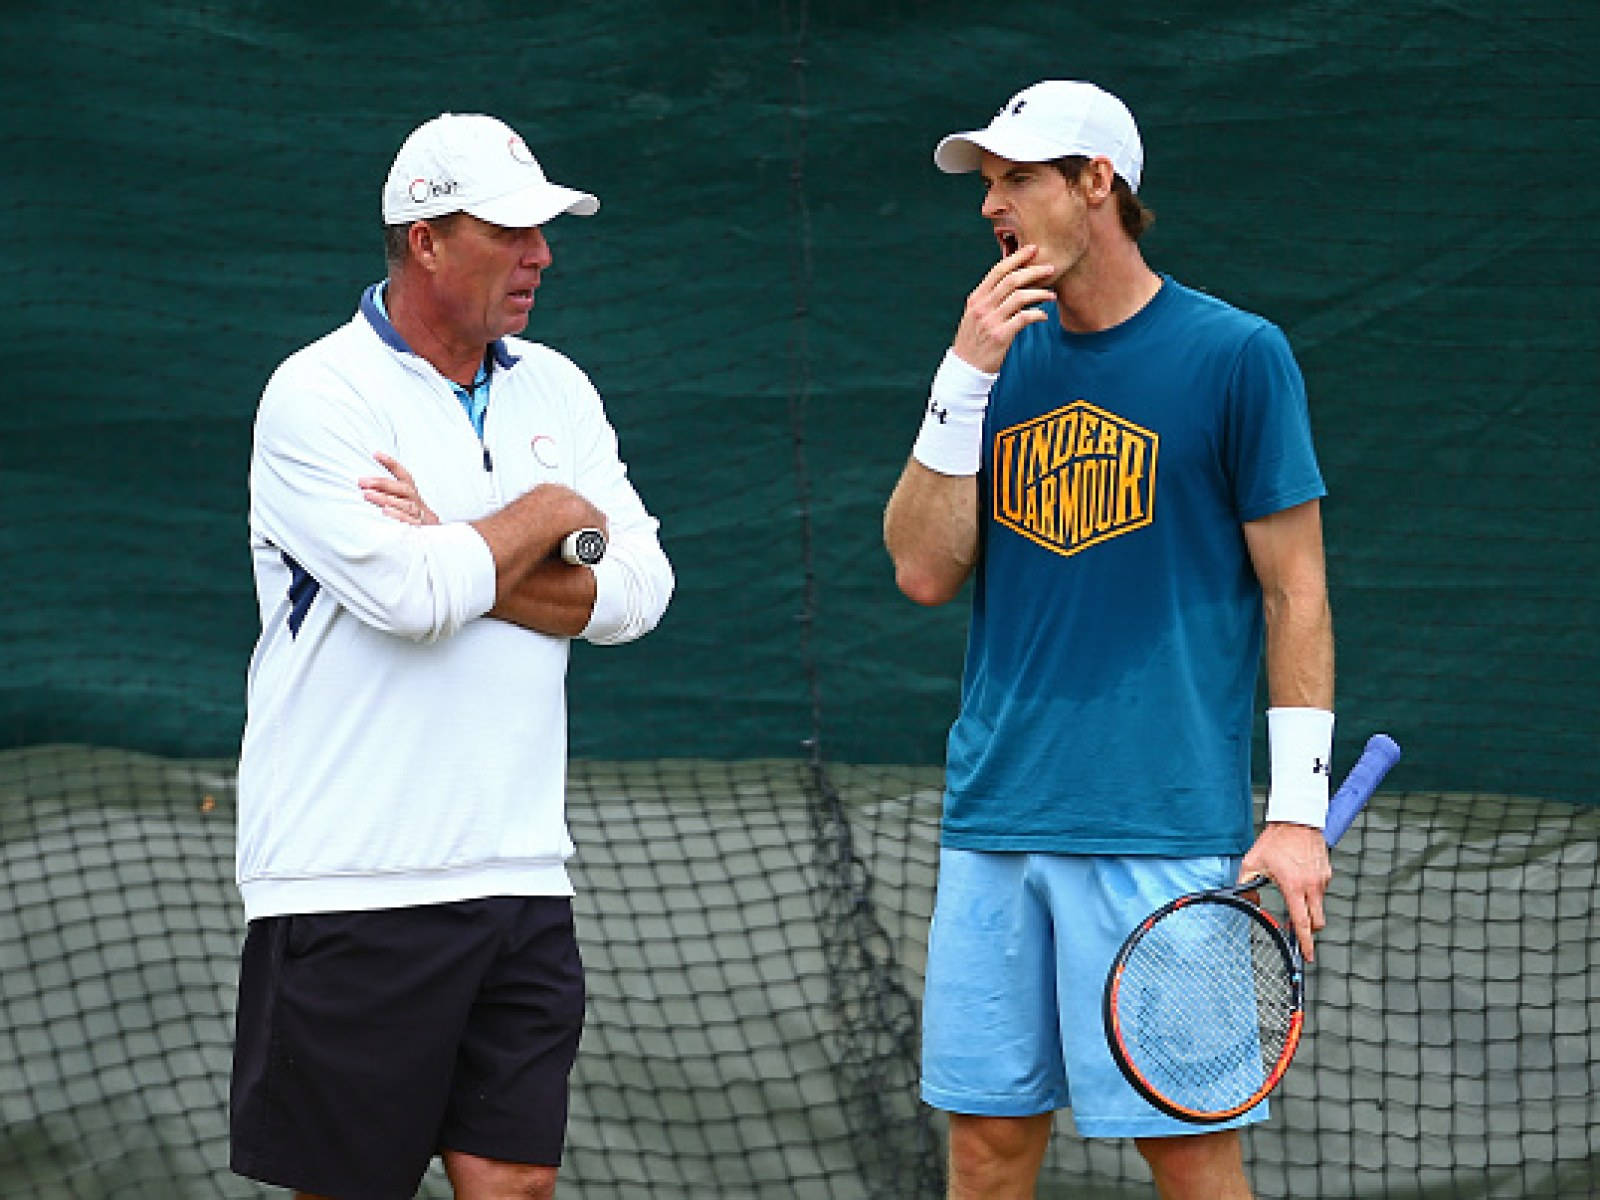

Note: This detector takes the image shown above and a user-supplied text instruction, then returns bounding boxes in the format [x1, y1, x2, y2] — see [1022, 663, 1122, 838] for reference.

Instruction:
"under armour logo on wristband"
[929, 401, 949, 424]
[1314, 758, 1331, 776]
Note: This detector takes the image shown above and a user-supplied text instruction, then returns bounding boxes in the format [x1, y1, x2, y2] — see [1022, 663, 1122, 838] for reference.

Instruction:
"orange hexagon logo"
[992, 401, 1158, 557]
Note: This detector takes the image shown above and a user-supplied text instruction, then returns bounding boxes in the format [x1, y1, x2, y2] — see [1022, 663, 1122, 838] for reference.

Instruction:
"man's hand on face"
[949, 243, 1056, 374]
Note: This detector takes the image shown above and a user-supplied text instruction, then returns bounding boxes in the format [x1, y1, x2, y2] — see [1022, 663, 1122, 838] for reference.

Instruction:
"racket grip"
[560, 527, 607, 566]
[1323, 733, 1401, 847]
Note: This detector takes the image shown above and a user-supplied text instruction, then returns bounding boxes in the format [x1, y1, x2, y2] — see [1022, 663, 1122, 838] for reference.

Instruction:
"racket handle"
[560, 527, 607, 566]
[1323, 733, 1401, 848]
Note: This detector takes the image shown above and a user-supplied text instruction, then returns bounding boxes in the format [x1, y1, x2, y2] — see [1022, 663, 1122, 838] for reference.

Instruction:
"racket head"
[1103, 887, 1305, 1124]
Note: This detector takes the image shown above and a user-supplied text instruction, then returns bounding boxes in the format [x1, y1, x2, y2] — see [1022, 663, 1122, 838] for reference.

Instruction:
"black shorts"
[229, 895, 584, 1200]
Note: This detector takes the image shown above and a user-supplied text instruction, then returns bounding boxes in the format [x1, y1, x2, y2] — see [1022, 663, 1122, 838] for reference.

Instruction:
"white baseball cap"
[382, 112, 599, 227]
[934, 80, 1144, 192]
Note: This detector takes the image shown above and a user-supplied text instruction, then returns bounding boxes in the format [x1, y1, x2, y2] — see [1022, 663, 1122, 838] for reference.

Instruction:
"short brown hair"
[1052, 155, 1155, 241]
[382, 213, 466, 268]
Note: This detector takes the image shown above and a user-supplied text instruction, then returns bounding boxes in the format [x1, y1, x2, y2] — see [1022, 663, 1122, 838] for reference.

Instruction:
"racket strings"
[1113, 902, 1296, 1115]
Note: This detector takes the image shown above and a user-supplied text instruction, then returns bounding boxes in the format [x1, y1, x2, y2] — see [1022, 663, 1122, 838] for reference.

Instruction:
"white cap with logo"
[934, 80, 1144, 192]
[382, 112, 599, 228]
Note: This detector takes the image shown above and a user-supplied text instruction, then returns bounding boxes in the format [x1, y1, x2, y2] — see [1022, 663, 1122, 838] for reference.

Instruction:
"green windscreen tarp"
[3, 3, 1597, 1198]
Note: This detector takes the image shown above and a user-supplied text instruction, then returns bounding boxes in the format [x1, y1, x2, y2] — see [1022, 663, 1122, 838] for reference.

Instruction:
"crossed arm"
[361, 453, 607, 638]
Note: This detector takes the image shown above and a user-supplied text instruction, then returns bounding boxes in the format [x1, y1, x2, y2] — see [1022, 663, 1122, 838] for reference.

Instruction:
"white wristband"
[910, 349, 997, 477]
[1265, 707, 1335, 828]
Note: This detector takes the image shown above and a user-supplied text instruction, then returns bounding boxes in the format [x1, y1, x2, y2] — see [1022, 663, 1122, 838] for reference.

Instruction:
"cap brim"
[933, 129, 1086, 173]
[933, 133, 985, 173]
[465, 181, 599, 228]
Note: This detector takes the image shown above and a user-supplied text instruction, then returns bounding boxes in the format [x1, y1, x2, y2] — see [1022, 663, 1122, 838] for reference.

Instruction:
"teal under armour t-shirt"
[942, 276, 1325, 856]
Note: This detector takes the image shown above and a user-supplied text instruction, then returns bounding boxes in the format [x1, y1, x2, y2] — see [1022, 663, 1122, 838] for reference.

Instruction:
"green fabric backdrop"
[3, 1, 1596, 801]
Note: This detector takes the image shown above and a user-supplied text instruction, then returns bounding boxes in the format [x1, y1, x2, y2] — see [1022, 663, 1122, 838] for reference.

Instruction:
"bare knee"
[1135, 1130, 1251, 1200]
[507, 1170, 557, 1200]
[948, 1113, 1053, 1199]
[442, 1150, 559, 1200]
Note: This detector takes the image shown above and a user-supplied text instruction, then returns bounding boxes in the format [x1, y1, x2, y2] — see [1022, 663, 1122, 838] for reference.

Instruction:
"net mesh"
[4, 0, 1599, 1197]
[4, 755, 1597, 1197]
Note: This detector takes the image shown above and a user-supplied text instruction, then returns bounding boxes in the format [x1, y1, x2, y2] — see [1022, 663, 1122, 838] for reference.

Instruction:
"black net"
[4, 1, 1598, 1197]
[5, 754, 1597, 1197]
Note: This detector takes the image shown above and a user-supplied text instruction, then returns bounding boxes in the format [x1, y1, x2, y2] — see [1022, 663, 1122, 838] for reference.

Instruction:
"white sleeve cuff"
[580, 554, 629, 643]
[910, 350, 997, 477]
[579, 534, 675, 646]
[429, 521, 500, 632]
[1265, 707, 1335, 827]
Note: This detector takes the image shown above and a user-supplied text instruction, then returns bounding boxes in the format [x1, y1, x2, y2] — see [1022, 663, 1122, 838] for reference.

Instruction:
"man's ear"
[409, 220, 441, 270]
[1084, 156, 1117, 205]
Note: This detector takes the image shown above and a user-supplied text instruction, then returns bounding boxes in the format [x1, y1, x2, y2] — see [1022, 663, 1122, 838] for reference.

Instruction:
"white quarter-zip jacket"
[236, 286, 674, 920]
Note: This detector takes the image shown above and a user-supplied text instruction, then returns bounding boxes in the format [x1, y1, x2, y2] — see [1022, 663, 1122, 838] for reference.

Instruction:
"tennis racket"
[1102, 732, 1402, 1124]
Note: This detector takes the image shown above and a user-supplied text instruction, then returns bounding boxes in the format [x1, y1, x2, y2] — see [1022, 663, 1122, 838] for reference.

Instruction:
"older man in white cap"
[230, 112, 674, 1200]
[885, 81, 1335, 1199]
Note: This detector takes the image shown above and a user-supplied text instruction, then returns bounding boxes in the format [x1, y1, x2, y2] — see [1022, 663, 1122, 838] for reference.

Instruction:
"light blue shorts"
[919, 847, 1270, 1138]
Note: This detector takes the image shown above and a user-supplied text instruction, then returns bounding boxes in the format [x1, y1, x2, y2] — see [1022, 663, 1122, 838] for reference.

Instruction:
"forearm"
[1262, 584, 1335, 708]
[488, 559, 598, 637]
[1245, 499, 1335, 708]
[884, 459, 980, 606]
[470, 483, 606, 610]
[883, 339, 1003, 607]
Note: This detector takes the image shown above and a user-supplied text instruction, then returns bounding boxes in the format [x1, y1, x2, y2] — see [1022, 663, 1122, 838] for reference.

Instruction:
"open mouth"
[997, 230, 1020, 256]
